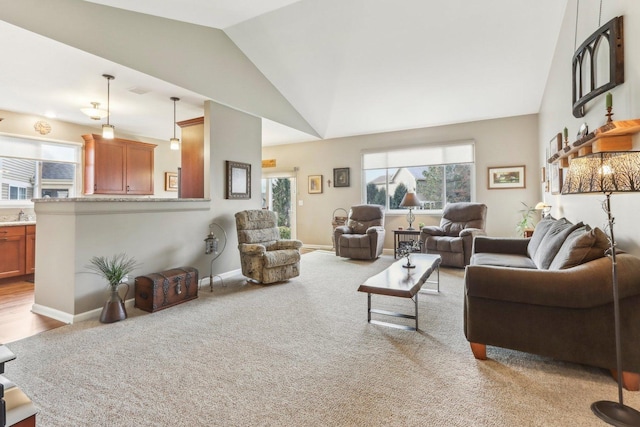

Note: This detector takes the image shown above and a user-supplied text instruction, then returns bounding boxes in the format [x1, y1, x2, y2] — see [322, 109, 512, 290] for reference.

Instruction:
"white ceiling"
[0, 0, 568, 146]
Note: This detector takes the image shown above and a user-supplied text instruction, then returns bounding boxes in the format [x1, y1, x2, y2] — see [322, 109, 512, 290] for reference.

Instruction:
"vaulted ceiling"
[0, 0, 568, 146]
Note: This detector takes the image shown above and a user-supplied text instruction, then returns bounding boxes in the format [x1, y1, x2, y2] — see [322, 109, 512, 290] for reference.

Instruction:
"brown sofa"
[464, 216, 640, 390]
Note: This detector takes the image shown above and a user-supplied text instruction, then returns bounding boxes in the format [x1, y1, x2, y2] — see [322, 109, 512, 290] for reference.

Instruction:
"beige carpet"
[5, 251, 640, 426]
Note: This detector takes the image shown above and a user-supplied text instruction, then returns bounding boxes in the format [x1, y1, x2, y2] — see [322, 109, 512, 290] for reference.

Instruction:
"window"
[362, 141, 475, 212]
[0, 134, 80, 204]
[9, 186, 27, 200]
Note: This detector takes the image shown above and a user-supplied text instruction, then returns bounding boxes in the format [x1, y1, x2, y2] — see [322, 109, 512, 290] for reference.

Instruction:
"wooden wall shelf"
[548, 119, 640, 168]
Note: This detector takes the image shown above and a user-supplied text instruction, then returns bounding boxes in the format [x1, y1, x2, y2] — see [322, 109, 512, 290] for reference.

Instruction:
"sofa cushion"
[471, 252, 537, 269]
[532, 219, 583, 270]
[526, 216, 558, 259]
[426, 236, 463, 253]
[548, 226, 610, 270]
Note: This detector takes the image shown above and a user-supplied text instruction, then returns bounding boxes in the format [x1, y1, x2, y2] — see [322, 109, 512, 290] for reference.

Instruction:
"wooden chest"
[134, 267, 199, 313]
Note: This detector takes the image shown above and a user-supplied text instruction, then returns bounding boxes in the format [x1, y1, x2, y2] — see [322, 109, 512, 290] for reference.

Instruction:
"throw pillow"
[549, 225, 610, 270]
[527, 216, 559, 259]
[532, 219, 583, 269]
[348, 219, 368, 234]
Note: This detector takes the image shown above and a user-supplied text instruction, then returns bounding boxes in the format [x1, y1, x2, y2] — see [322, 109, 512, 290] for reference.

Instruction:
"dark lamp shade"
[561, 151, 640, 194]
[399, 192, 422, 208]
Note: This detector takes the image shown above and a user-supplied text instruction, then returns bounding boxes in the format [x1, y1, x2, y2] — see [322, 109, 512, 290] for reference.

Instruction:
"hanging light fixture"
[170, 97, 180, 150]
[80, 102, 109, 120]
[102, 74, 115, 139]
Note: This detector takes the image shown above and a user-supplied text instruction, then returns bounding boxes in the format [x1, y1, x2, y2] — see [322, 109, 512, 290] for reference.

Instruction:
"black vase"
[99, 284, 128, 323]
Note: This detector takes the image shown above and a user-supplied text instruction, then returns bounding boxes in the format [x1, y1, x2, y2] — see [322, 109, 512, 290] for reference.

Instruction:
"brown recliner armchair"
[420, 202, 487, 268]
[235, 209, 303, 284]
[334, 204, 385, 260]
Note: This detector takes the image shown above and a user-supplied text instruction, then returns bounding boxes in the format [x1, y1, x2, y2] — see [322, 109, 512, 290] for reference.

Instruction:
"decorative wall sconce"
[204, 222, 227, 291]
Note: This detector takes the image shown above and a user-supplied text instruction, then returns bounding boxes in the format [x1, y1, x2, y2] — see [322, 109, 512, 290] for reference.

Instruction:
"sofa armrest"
[472, 236, 529, 256]
[272, 239, 303, 250]
[421, 226, 445, 237]
[238, 243, 266, 255]
[334, 225, 352, 235]
[366, 226, 384, 236]
[460, 228, 486, 238]
[465, 255, 640, 309]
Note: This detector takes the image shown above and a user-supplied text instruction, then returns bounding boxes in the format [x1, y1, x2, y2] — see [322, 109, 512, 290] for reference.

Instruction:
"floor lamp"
[562, 151, 640, 426]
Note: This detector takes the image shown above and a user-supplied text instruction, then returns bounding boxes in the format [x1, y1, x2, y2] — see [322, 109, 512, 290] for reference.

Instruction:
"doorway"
[261, 175, 297, 240]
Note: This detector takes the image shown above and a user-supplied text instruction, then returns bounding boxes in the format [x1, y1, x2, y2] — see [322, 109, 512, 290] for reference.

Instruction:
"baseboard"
[31, 304, 73, 324]
[303, 244, 333, 251]
[198, 269, 241, 288]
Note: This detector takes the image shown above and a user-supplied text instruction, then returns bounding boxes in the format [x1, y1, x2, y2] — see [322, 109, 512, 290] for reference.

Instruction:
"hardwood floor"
[0, 277, 66, 344]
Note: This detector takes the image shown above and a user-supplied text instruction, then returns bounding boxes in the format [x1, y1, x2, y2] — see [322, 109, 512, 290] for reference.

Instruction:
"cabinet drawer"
[0, 226, 26, 238]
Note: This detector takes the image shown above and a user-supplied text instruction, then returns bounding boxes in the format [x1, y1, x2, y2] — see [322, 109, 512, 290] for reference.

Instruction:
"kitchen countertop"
[0, 221, 36, 227]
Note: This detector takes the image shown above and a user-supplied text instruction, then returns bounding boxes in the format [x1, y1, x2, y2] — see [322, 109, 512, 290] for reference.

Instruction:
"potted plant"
[516, 202, 536, 237]
[86, 253, 140, 323]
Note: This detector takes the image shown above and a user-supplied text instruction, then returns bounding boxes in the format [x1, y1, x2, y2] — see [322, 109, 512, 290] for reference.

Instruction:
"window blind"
[362, 141, 474, 170]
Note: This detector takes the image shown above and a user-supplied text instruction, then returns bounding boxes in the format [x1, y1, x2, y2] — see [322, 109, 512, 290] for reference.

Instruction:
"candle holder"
[606, 106, 614, 123]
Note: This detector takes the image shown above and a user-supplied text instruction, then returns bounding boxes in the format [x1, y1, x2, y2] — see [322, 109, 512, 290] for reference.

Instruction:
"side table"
[393, 229, 421, 259]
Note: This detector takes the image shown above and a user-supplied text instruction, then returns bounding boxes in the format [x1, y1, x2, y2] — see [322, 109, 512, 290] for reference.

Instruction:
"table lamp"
[399, 191, 422, 230]
[534, 202, 552, 218]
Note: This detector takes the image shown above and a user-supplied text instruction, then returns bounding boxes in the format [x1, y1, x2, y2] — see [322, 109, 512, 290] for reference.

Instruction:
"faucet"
[18, 210, 26, 221]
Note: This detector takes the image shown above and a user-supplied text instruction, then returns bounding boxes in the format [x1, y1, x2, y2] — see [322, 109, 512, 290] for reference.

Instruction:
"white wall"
[28, 101, 261, 321]
[263, 114, 540, 249]
[539, 0, 640, 256]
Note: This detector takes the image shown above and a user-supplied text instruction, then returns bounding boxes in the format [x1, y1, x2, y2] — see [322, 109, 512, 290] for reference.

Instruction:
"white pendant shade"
[102, 123, 115, 139]
[81, 102, 109, 120]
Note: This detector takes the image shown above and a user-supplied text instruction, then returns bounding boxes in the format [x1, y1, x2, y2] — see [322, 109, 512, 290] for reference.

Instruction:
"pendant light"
[170, 97, 180, 150]
[80, 102, 108, 120]
[102, 74, 115, 139]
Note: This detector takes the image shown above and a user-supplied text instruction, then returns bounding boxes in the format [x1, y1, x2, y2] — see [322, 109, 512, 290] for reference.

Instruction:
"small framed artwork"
[225, 160, 251, 199]
[165, 172, 178, 191]
[333, 168, 350, 187]
[550, 162, 563, 195]
[308, 175, 323, 194]
[487, 165, 526, 189]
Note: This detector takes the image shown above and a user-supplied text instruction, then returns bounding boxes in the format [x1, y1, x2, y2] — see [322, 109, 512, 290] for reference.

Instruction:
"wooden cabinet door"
[26, 226, 36, 274]
[178, 117, 204, 198]
[0, 227, 26, 279]
[95, 139, 127, 194]
[126, 143, 154, 195]
[83, 134, 156, 195]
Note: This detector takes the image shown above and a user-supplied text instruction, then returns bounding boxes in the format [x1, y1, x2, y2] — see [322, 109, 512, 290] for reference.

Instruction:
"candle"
[563, 127, 568, 140]
[606, 92, 613, 109]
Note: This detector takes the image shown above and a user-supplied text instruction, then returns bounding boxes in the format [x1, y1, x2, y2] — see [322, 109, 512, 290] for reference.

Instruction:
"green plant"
[278, 226, 291, 239]
[86, 253, 140, 289]
[516, 202, 536, 237]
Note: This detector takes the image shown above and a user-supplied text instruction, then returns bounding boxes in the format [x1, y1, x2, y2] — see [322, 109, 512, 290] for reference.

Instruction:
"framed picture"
[550, 162, 563, 195]
[308, 175, 323, 194]
[225, 160, 251, 199]
[333, 168, 350, 187]
[487, 165, 526, 189]
[165, 172, 178, 191]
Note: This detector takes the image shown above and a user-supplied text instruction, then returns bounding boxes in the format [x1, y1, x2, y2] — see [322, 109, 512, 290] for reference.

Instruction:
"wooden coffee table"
[357, 254, 441, 331]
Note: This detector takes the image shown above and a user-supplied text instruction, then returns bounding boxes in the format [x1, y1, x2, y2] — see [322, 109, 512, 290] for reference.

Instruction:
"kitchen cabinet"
[0, 225, 30, 279]
[83, 134, 156, 195]
[177, 117, 204, 198]
[26, 225, 36, 274]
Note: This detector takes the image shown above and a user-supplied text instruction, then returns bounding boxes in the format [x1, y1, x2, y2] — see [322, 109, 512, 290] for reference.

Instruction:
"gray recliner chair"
[334, 204, 385, 260]
[420, 202, 487, 268]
